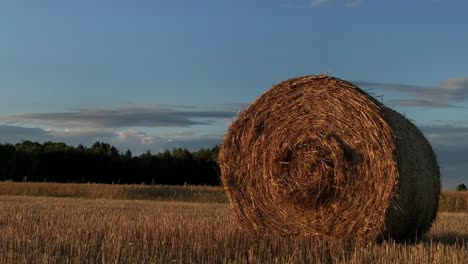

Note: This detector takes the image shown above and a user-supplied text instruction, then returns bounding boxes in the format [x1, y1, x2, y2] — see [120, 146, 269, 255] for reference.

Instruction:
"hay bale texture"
[218, 75, 440, 241]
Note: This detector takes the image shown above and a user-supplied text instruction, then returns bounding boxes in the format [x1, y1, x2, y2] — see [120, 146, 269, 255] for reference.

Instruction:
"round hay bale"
[218, 75, 440, 241]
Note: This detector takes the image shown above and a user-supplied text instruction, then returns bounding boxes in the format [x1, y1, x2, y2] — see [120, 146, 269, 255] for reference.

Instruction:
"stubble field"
[0, 182, 467, 263]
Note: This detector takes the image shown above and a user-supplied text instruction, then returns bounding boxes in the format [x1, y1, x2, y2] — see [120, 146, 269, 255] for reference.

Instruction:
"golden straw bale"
[218, 75, 440, 241]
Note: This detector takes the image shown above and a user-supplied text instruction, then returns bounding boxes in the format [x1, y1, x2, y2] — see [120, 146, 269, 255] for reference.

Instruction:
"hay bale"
[218, 75, 440, 241]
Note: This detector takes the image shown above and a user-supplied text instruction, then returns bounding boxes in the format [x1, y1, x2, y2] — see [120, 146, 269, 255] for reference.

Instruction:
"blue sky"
[0, 0, 467, 188]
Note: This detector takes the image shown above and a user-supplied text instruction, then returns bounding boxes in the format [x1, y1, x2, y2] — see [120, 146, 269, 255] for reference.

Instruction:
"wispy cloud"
[346, 0, 362, 7]
[310, 0, 362, 7]
[0, 104, 235, 153]
[310, 0, 330, 7]
[386, 99, 464, 108]
[353, 77, 468, 108]
[0, 125, 49, 143]
[420, 124, 468, 148]
[418, 124, 468, 187]
[45, 128, 116, 138]
[0, 105, 236, 128]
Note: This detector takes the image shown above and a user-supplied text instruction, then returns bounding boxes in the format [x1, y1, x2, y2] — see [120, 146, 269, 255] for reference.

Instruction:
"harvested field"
[0, 182, 465, 212]
[0, 181, 227, 203]
[0, 194, 466, 263]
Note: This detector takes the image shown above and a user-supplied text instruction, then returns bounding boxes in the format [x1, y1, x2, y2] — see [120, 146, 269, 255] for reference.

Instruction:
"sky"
[0, 0, 467, 188]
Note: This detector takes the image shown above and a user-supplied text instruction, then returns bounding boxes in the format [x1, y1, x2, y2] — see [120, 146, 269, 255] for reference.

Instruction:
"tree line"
[0, 141, 220, 185]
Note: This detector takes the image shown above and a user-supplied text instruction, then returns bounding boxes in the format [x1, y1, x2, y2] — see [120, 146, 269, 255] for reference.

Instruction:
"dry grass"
[0, 182, 466, 211]
[440, 191, 468, 212]
[0, 181, 227, 203]
[0, 195, 466, 264]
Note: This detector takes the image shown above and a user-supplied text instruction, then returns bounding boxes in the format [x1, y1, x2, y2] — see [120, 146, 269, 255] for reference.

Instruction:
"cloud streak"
[346, 0, 362, 7]
[419, 125, 468, 147]
[353, 77, 468, 108]
[310, 0, 330, 6]
[0, 125, 223, 153]
[386, 99, 463, 108]
[418, 124, 468, 187]
[310, 0, 362, 7]
[0, 105, 236, 128]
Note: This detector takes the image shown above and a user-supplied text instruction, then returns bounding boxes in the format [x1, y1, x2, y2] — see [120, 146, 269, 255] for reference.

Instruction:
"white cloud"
[113, 129, 159, 145]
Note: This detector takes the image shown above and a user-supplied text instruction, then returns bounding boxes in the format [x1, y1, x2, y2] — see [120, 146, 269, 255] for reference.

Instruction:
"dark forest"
[0, 141, 220, 185]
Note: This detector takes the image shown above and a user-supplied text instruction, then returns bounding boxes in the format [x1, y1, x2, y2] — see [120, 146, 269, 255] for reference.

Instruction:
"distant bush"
[456, 183, 467, 191]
